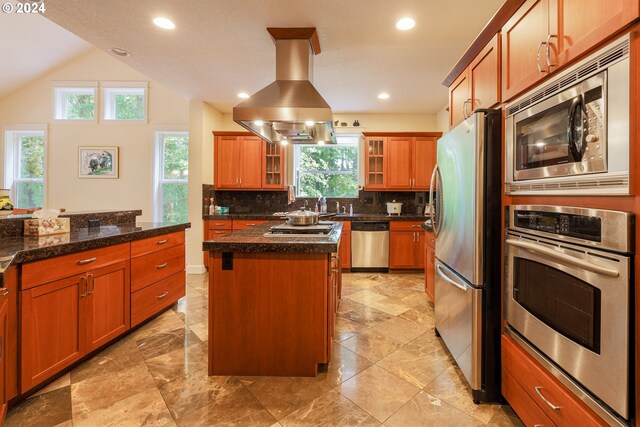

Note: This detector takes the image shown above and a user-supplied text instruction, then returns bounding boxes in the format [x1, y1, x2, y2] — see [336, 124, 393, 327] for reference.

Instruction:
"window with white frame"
[155, 131, 188, 223]
[103, 83, 147, 121]
[293, 134, 359, 198]
[54, 86, 96, 120]
[3, 128, 46, 208]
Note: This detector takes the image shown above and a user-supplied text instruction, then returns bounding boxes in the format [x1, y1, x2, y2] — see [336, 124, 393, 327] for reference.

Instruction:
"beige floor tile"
[175, 387, 277, 426]
[384, 391, 484, 427]
[334, 316, 369, 342]
[423, 366, 500, 423]
[368, 297, 412, 316]
[318, 343, 373, 386]
[146, 341, 208, 386]
[345, 289, 389, 305]
[487, 405, 525, 426]
[73, 387, 173, 427]
[33, 372, 71, 397]
[341, 329, 403, 362]
[159, 372, 244, 419]
[339, 306, 394, 328]
[70, 336, 145, 384]
[338, 365, 420, 423]
[372, 316, 428, 344]
[376, 345, 450, 389]
[136, 326, 202, 360]
[399, 303, 435, 325]
[337, 298, 367, 314]
[5, 386, 71, 427]
[71, 364, 157, 416]
[132, 309, 187, 340]
[189, 320, 208, 342]
[280, 389, 380, 426]
[397, 290, 430, 308]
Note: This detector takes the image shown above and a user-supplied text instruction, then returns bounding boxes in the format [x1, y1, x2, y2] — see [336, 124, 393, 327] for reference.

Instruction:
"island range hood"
[233, 28, 335, 145]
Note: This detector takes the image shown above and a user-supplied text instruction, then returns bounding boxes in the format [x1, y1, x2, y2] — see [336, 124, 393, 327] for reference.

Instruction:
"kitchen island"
[203, 221, 343, 377]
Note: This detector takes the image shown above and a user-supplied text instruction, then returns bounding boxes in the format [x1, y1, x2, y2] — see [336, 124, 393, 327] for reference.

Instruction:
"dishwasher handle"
[351, 221, 390, 232]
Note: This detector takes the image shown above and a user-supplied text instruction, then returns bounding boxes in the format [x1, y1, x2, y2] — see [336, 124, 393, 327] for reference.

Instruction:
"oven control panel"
[514, 210, 602, 242]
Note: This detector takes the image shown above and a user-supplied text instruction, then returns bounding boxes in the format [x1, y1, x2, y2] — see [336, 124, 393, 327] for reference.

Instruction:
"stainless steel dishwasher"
[351, 221, 389, 272]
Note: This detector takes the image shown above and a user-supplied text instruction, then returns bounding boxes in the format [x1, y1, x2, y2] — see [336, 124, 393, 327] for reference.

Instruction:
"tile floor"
[6, 272, 523, 427]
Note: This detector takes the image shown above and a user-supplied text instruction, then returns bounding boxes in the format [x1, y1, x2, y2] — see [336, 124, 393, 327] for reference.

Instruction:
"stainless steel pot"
[286, 207, 320, 225]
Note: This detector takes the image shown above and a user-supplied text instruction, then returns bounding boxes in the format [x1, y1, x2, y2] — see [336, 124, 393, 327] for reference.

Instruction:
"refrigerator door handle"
[436, 264, 467, 292]
[429, 164, 441, 238]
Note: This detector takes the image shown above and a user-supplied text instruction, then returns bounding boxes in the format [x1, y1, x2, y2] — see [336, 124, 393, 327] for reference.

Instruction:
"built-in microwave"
[505, 34, 630, 195]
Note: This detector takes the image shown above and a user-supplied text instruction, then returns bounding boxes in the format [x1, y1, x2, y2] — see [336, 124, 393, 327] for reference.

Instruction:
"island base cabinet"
[131, 272, 185, 327]
[209, 252, 329, 377]
[20, 260, 131, 392]
[0, 295, 8, 424]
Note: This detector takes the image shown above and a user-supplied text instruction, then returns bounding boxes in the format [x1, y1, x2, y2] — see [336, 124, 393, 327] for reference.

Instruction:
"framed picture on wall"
[78, 146, 119, 178]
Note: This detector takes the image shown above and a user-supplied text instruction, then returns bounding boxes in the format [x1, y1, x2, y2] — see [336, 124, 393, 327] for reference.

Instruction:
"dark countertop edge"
[203, 213, 429, 221]
[421, 223, 434, 233]
[0, 222, 190, 284]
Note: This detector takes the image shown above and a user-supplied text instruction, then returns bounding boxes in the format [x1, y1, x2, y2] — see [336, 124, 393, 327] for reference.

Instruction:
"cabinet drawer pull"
[213, 231, 226, 234]
[80, 276, 87, 298]
[157, 292, 169, 300]
[534, 386, 560, 411]
[214, 223, 224, 226]
[411, 224, 420, 227]
[246, 223, 256, 226]
[156, 262, 168, 269]
[0, 288, 9, 297]
[77, 257, 97, 265]
[431, 239, 435, 244]
[157, 239, 169, 245]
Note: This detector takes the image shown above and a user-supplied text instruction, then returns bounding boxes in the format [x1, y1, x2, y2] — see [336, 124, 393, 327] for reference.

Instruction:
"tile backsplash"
[203, 185, 431, 216]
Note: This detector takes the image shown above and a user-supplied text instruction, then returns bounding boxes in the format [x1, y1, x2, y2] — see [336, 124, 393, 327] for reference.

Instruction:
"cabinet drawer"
[131, 271, 185, 327]
[502, 334, 607, 426]
[390, 221, 424, 231]
[22, 243, 130, 290]
[131, 245, 185, 292]
[502, 369, 556, 427]
[232, 220, 268, 230]
[207, 229, 232, 240]
[208, 219, 232, 230]
[131, 231, 185, 258]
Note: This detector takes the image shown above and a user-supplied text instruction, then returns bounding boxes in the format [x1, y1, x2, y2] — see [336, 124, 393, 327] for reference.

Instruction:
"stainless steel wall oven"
[505, 34, 630, 195]
[504, 205, 633, 426]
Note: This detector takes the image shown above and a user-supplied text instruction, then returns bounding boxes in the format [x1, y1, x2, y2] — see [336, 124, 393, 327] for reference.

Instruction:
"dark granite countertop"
[203, 213, 429, 222]
[203, 222, 343, 253]
[0, 221, 190, 285]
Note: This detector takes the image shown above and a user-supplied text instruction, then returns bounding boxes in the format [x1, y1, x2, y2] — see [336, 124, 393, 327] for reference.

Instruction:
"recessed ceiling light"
[237, 92, 250, 99]
[110, 47, 131, 57]
[280, 140, 289, 146]
[153, 17, 176, 30]
[305, 120, 315, 126]
[396, 17, 415, 31]
[253, 120, 264, 126]
[317, 140, 325, 145]
[378, 93, 390, 99]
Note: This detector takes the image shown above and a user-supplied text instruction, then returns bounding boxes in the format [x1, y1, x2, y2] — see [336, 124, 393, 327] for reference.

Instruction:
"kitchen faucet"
[336, 201, 340, 213]
[341, 206, 347, 214]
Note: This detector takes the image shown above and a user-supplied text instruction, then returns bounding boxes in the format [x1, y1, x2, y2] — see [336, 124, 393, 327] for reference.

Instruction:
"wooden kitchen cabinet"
[232, 220, 269, 230]
[424, 231, 436, 301]
[365, 133, 440, 191]
[389, 222, 425, 269]
[262, 141, 287, 189]
[21, 256, 131, 392]
[203, 219, 233, 270]
[0, 288, 8, 424]
[338, 221, 351, 269]
[502, 334, 607, 426]
[502, 0, 638, 101]
[449, 33, 500, 128]
[214, 133, 263, 190]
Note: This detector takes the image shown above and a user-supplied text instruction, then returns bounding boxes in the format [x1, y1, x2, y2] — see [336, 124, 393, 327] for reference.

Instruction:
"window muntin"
[155, 132, 188, 223]
[294, 135, 359, 198]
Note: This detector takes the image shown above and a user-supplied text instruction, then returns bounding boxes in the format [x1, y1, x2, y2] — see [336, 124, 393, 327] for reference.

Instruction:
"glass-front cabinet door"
[262, 141, 286, 189]
[365, 136, 387, 189]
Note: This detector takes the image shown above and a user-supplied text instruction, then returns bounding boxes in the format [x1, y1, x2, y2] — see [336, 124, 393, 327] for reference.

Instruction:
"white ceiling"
[40, 0, 504, 114]
[0, 13, 91, 98]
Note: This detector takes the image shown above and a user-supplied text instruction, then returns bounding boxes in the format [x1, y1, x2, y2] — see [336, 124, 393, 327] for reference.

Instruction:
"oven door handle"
[506, 239, 619, 277]
[436, 264, 468, 292]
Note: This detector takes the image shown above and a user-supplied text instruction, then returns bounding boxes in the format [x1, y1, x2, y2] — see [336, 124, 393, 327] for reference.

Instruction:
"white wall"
[436, 105, 449, 134]
[0, 48, 189, 221]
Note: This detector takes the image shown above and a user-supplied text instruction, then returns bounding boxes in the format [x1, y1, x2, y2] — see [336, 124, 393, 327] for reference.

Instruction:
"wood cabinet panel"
[3, 266, 18, 402]
[470, 33, 501, 110]
[22, 243, 130, 289]
[131, 271, 185, 327]
[449, 71, 470, 128]
[425, 244, 435, 301]
[390, 221, 425, 231]
[208, 219, 232, 230]
[262, 141, 287, 189]
[131, 245, 185, 292]
[340, 232, 351, 269]
[84, 261, 130, 352]
[551, 0, 639, 69]
[502, 334, 607, 426]
[0, 294, 8, 424]
[131, 231, 184, 258]
[502, 0, 550, 101]
[390, 231, 417, 269]
[21, 276, 83, 391]
[240, 137, 264, 189]
[387, 137, 413, 189]
[364, 136, 388, 189]
[502, 368, 556, 427]
[414, 232, 425, 269]
[232, 220, 268, 230]
[413, 137, 437, 190]
[215, 136, 241, 189]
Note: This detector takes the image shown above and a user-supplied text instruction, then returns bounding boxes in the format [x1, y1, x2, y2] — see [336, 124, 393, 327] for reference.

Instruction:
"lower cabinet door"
[0, 296, 8, 424]
[502, 368, 555, 427]
[85, 261, 131, 352]
[414, 233, 425, 269]
[390, 231, 416, 268]
[21, 276, 83, 391]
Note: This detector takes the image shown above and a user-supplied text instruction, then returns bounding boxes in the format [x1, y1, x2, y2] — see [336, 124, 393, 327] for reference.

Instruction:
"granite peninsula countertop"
[204, 212, 429, 222]
[203, 222, 343, 253]
[0, 222, 190, 285]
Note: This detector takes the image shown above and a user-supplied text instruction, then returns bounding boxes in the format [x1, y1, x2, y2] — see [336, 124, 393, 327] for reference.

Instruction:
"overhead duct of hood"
[233, 27, 335, 145]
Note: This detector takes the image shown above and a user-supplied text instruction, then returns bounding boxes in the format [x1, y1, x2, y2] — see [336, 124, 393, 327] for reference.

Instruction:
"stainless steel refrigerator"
[429, 109, 501, 403]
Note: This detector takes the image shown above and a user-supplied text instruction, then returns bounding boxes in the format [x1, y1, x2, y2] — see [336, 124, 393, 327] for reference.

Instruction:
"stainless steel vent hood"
[233, 28, 335, 145]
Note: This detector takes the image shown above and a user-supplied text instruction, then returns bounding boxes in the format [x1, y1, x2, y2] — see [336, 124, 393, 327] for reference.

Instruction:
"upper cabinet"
[449, 34, 501, 128]
[502, 0, 638, 101]
[213, 132, 287, 191]
[364, 133, 440, 191]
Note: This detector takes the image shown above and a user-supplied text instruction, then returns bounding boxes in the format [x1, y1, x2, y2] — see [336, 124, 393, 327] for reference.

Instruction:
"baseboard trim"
[186, 265, 207, 275]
